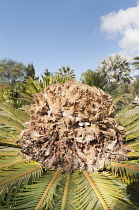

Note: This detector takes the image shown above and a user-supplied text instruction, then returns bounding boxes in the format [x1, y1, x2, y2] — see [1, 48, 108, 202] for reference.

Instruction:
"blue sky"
[0, 0, 139, 80]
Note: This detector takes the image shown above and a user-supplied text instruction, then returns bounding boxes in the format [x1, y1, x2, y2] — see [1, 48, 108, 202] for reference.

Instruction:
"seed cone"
[19, 80, 130, 172]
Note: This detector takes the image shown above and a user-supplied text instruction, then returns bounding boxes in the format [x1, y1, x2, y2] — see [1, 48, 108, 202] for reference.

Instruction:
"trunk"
[19, 79, 129, 172]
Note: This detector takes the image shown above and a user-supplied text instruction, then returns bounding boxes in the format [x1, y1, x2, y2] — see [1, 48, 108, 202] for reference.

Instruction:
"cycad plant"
[0, 81, 139, 209]
[18, 75, 71, 104]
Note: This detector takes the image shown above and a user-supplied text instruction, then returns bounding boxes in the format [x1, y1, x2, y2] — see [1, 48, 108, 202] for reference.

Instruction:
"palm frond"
[0, 152, 18, 156]
[127, 152, 139, 158]
[0, 127, 18, 140]
[73, 171, 103, 210]
[83, 170, 109, 210]
[0, 115, 24, 131]
[0, 158, 26, 170]
[129, 141, 139, 152]
[108, 162, 139, 184]
[34, 170, 61, 210]
[116, 105, 139, 142]
[125, 126, 139, 141]
[0, 161, 42, 207]
[7, 170, 61, 210]
[0, 103, 29, 123]
[0, 139, 19, 148]
[60, 174, 71, 210]
[0, 146, 20, 156]
[89, 171, 139, 210]
[116, 106, 139, 127]
[18, 92, 34, 103]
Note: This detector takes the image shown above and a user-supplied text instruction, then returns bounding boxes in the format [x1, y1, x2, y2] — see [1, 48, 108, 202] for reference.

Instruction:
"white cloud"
[100, 3, 139, 55]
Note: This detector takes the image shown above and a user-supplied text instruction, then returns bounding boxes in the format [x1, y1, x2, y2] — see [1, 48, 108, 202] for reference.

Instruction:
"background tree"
[80, 69, 117, 93]
[56, 66, 75, 79]
[97, 53, 134, 83]
[25, 62, 35, 79]
[43, 68, 52, 77]
[0, 58, 26, 85]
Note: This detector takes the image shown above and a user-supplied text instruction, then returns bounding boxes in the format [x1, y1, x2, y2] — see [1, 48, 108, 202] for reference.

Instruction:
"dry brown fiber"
[19, 79, 131, 172]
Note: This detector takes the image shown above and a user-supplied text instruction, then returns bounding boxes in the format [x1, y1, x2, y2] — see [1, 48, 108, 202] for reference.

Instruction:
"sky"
[0, 0, 139, 81]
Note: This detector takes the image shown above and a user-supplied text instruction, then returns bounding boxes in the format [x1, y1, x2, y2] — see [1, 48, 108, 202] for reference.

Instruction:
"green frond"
[128, 141, 139, 152]
[0, 161, 42, 207]
[0, 139, 20, 148]
[0, 154, 22, 167]
[34, 170, 62, 210]
[0, 127, 18, 140]
[127, 152, 139, 158]
[18, 92, 34, 102]
[60, 174, 71, 210]
[116, 106, 139, 127]
[124, 121, 139, 133]
[116, 106, 139, 142]
[0, 145, 20, 156]
[89, 171, 139, 210]
[73, 171, 103, 210]
[0, 158, 26, 170]
[7, 170, 62, 210]
[25, 77, 41, 93]
[55, 173, 75, 210]
[125, 126, 139, 141]
[0, 103, 29, 123]
[41, 75, 55, 89]
[0, 115, 24, 131]
[108, 162, 139, 184]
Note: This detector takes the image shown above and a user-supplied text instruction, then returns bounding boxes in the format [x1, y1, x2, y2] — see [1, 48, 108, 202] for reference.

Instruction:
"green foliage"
[108, 163, 139, 184]
[89, 172, 137, 210]
[0, 103, 27, 143]
[116, 105, 139, 141]
[9, 171, 56, 210]
[56, 66, 75, 79]
[0, 126, 18, 141]
[110, 83, 133, 111]
[43, 69, 52, 77]
[0, 103, 29, 123]
[1, 166, 139, 209]
[73, 172, 103, 210]
[0, 159, 42, 208]
[80, 69, 115, 92]
[0, 115, 24, 131]
[19, 75, 71, 104]
[0, 58, 26, 85]
[0, 83, 10, 103]
[25, 63, 36, 79]
[129, 142, 139, 152]
[132, 78, 139, 96]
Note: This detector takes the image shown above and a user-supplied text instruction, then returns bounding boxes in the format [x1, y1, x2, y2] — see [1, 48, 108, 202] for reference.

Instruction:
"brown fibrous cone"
[19, 80, 131, 172]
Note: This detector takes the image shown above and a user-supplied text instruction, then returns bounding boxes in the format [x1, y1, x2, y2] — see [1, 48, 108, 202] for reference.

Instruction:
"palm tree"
[97, 53, 134, 84]
[0, 84, 139, 209]
[56, 66, 75, 79]
[80, 69, 117, 93]
[43, 69, 52, 77]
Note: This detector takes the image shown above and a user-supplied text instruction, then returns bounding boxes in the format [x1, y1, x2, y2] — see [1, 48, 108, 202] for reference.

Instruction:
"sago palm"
[0, 81, 139, 210]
